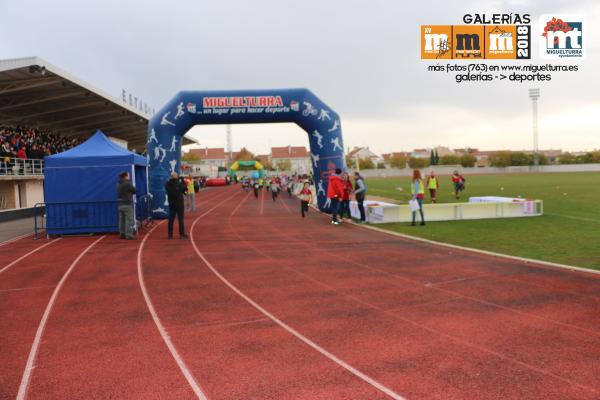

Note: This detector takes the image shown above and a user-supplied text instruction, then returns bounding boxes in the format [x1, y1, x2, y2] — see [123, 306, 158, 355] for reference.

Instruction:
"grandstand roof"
[0, 57, 195, 151]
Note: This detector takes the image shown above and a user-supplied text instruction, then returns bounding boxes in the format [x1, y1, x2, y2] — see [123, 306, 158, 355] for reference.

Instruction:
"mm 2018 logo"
[539, 14, 584, 58]
[421, 25, 530, 60]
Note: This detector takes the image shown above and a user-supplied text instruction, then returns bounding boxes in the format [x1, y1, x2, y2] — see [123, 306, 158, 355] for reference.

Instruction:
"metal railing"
[0, 157, 44, 176]
[33, 196, 153, 239]
[33, 203, 46, 239]
[135, 194, 154, 230]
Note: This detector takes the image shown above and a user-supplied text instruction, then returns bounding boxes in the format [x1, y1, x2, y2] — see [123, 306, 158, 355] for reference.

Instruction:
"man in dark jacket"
[353, 172, 367, 223]
[326, 168, 345, 225]
[117, 171, 136, 239]
[165, 172, 188, 239]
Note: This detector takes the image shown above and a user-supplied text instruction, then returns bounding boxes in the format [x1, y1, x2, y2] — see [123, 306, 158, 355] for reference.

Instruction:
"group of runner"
[234, 168, 466, 228]
[239, 174, 316, 217]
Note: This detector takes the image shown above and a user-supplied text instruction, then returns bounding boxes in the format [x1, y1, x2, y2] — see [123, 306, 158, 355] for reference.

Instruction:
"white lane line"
[135, 189, 245, 400]
[0, 238, 61, 275]
[137, 221, 208, 400]
[16, 235, 105, 400]
[0, 285, 55, 293]
[546, 213, 600, 224]
[189, 212, 407, 400]
[230, 191, 250, 217]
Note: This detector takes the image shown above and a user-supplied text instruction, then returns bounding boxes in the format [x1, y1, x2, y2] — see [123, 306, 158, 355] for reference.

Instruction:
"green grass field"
[366, 172, 600, 270]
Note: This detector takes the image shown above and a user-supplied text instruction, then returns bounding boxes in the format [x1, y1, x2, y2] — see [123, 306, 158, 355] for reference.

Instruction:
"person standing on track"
[353, 172, 367, 223]
[165, 172, 188, 239]
[410, 169, 426, 226]
[299, 181, 312, 218]
[253, 180, 260, 198]
[270, 179, 280, 201]
[341, 172, 353, 221]
[186, 174, 195, 212]
[426, 171, 439, 203]
[327, 168, 345, 225]
[116, 171, 136, 240]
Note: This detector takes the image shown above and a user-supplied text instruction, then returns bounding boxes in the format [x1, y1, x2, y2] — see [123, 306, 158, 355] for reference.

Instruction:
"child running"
[451, 170, 466, 199]
[270, 179, 280, 201]
[253, 181, 259, 198]
[299, 181, 312, 218]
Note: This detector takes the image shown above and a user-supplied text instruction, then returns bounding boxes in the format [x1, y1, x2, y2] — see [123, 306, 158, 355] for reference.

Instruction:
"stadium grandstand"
[0, 56, 195, 219]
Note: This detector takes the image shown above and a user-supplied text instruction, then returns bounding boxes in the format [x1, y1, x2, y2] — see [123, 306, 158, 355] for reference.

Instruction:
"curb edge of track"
[308, 204, 600, 276]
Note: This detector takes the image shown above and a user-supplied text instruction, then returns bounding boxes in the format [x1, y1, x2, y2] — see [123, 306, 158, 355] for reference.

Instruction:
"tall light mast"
[528, 88, 540, 167]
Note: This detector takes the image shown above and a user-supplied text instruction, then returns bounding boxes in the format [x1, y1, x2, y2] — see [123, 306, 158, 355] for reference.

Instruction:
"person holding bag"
[410, 169, 426, 226]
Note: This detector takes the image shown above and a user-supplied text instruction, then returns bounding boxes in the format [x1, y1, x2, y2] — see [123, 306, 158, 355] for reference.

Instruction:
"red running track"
[0, 185, 599, 399]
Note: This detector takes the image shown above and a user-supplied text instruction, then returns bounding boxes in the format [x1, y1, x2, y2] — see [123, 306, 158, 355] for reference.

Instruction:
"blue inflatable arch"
[147, 88, 345, 218]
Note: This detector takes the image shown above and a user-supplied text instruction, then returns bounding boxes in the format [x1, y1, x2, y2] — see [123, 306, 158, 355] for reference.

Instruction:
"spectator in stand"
[327, 168, 345, 225]
[16, 147, 27, 160]
[0, 126, 82, 175]
[353, 172, 367, 223]
[1, 141, 14, 173]
[426, 171, 439, 203]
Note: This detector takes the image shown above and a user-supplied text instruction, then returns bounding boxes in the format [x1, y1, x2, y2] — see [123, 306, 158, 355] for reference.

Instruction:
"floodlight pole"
[226, 124, 232, 163]
[528, 88, 540, 167]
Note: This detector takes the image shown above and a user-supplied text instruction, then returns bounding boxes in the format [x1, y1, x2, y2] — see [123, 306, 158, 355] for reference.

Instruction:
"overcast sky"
[1, 0, 598, 154]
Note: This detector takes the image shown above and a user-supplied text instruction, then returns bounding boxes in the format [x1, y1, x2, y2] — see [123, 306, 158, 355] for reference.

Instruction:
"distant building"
[270, 146, 310, 173]
[432, 146, 455, 157]
[472, 150, 497, 167]
[255, 154, 270, 166]
[411, 148, 430, 158]
[526, 149, 563, 164]
[381, 152, 410, 167]
[453, 147, 479, 157]
[471, 149, 563, 166]
[347, 146, 383, 165]
[187, 147, 227, 168]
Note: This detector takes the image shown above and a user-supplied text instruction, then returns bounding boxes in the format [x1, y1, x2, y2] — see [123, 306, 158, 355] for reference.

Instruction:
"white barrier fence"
[350, 198, 543, 224]
[0, 157, 44, 176]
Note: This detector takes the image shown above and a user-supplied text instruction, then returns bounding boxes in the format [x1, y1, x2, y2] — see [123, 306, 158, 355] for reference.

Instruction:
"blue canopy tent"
[43, 130, 149, 235]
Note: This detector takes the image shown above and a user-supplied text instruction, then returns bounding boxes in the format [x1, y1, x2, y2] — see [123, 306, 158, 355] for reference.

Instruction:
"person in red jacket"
[16, 147, 27, 159]
[327, 168, 345, 225]
[341, 172, 353, 220]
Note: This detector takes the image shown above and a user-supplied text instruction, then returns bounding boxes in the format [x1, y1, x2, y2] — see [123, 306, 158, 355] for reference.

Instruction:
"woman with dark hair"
[410, 169, 426, 226]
